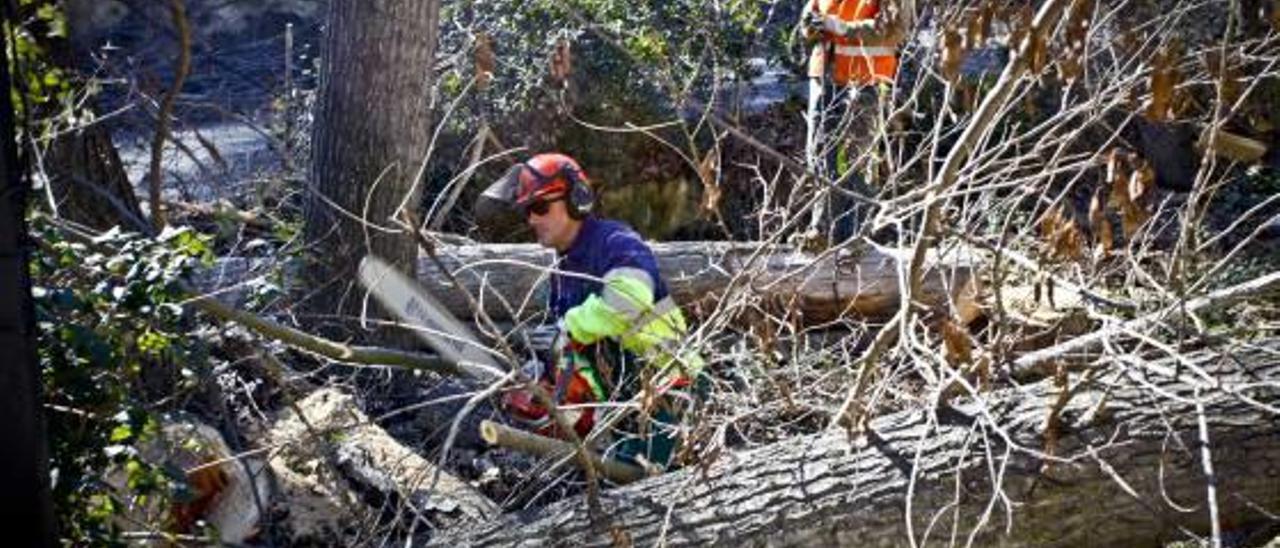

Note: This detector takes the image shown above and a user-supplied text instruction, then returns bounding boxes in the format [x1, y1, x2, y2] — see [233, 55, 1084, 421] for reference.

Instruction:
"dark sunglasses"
[523, 197, 560, 217]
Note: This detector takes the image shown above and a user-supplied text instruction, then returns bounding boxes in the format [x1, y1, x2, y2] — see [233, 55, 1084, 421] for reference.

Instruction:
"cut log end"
[479, 420, 500, 446]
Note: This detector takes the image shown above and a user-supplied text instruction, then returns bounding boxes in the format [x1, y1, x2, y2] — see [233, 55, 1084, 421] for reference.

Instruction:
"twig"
[186, 288, 460, 374]
[1195, 386, 1223, 548]
[1012, 270, 1280, 377]
[829, 310, 903, 433]
[147, 0, 192, 230]
[906, 0, 1074, 301]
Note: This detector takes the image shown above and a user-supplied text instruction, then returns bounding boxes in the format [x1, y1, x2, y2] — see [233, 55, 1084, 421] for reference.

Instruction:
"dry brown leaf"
[1089, 190, 1112, 255]
[1200, 128, 1269, 162]
[1273, 0, 1280, 32]
[171, 459, 230, 532]
[1060, 220, 1086, 261]
[550, 38, 573, 84]
[1120, 201, 1151, 240]
[878, 0, 907, 43]
[941, 318, 973, 365]
[1129, 162, 1154, 204]
[1042, 362, 1071, 473]
[941, 25, 965, 83]
[1028, 27, 1048, 75]
[1040, 205, 1086, 262]
[697, 147, 721, 218]
[1107, 148, 1133, 208]
[1057, 0, 1092, 83]
[610, 525, 634, 548]
[1008, 4, 1032, 49]
[1146, 40, 1181, 122]
[977, 1, 996, 46]
[474, 33, 494, 90]
[1105, 148, 1155, 241]
[1007, 5, 1047, 74]
[964, 10, 982, 49]
[1203, 49, 1242, 114]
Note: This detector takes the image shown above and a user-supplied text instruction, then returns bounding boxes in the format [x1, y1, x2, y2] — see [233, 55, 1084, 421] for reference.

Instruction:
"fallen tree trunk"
[421, 241, 981, 325]
[432, 340, 1280, 547]
[201, 241, 981, 326]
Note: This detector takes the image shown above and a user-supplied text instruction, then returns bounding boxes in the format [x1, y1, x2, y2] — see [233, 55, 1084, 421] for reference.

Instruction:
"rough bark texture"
[417, 241, 982, 325]
[302, 0, 439, 335]
[0, 15, 56, 543]
[433, 340, 1280, 547]
[45, 124, 145, 231]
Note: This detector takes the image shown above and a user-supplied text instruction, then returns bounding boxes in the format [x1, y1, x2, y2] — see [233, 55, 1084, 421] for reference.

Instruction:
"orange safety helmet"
[512, 153, 595, 219]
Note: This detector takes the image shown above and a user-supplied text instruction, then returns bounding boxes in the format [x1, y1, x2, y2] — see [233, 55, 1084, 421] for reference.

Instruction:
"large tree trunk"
[417, 241, 983, 325]
[0, 11, 56, 544]
[432, 340, 1280, 547]
[44, 126, 145, 231]
[302, 0, 440, 338]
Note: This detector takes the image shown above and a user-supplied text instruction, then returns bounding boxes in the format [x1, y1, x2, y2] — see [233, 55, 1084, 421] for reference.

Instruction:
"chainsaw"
[358, 254, 593, 436]
[357, 254, 507, 379]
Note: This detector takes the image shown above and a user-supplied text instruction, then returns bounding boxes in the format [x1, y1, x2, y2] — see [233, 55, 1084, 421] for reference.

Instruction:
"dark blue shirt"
[549, 217, 668, 318]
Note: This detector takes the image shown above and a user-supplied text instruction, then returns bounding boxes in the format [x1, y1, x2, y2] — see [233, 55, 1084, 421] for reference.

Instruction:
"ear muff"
[563, 164, 594, 220]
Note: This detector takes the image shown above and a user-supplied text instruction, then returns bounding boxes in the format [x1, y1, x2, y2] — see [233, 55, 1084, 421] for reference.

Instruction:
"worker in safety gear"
[801, 0, 913, 245]
[495, 153, 704, 471]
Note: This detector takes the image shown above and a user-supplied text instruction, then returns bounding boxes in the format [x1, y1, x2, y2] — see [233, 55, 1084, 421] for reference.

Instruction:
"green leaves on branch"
[32, 216, 218, 544]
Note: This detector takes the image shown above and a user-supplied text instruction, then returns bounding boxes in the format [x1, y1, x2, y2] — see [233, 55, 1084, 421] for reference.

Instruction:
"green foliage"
[433, 1, 793, 238]
[7, 0, 74, 125]
[439, 0, 783, 128]
[32, 216, 217, 544]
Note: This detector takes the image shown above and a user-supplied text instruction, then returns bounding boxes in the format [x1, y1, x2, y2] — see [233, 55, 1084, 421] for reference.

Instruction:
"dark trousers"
[597, 349, 707, 470]
[805, 77, 882, 243]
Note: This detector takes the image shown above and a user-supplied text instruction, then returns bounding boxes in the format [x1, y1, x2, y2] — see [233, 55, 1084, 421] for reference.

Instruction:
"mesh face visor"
[481, 164, 522, 205]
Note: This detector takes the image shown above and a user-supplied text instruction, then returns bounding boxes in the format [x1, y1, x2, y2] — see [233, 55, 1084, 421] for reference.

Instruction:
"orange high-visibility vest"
[808, 0, 898, 86]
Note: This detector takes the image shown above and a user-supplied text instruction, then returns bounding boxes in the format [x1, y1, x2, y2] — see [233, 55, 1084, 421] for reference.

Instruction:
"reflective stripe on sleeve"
[601, 267, 656, 321]
[824, 16, 876, 37]
[834, 45, 896, 57]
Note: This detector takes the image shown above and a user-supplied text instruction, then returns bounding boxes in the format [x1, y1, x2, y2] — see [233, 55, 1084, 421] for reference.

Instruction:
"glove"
[550, 319, 586, 368]
[523, 323, 559, 354]
[803, 10, 826, 34]
[518, 357, 546, 383]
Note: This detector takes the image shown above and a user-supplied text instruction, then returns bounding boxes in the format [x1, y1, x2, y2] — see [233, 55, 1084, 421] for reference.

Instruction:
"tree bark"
[0, 8, 56, 543]
[44, 124, 146, 231]
[415, 241, 983, 325]
[433, 340, 1280, 547]
[302, 0, 440, 338]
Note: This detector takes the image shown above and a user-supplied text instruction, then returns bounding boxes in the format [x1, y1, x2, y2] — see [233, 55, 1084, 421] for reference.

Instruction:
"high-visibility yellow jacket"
[552, 218, 703, 396]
